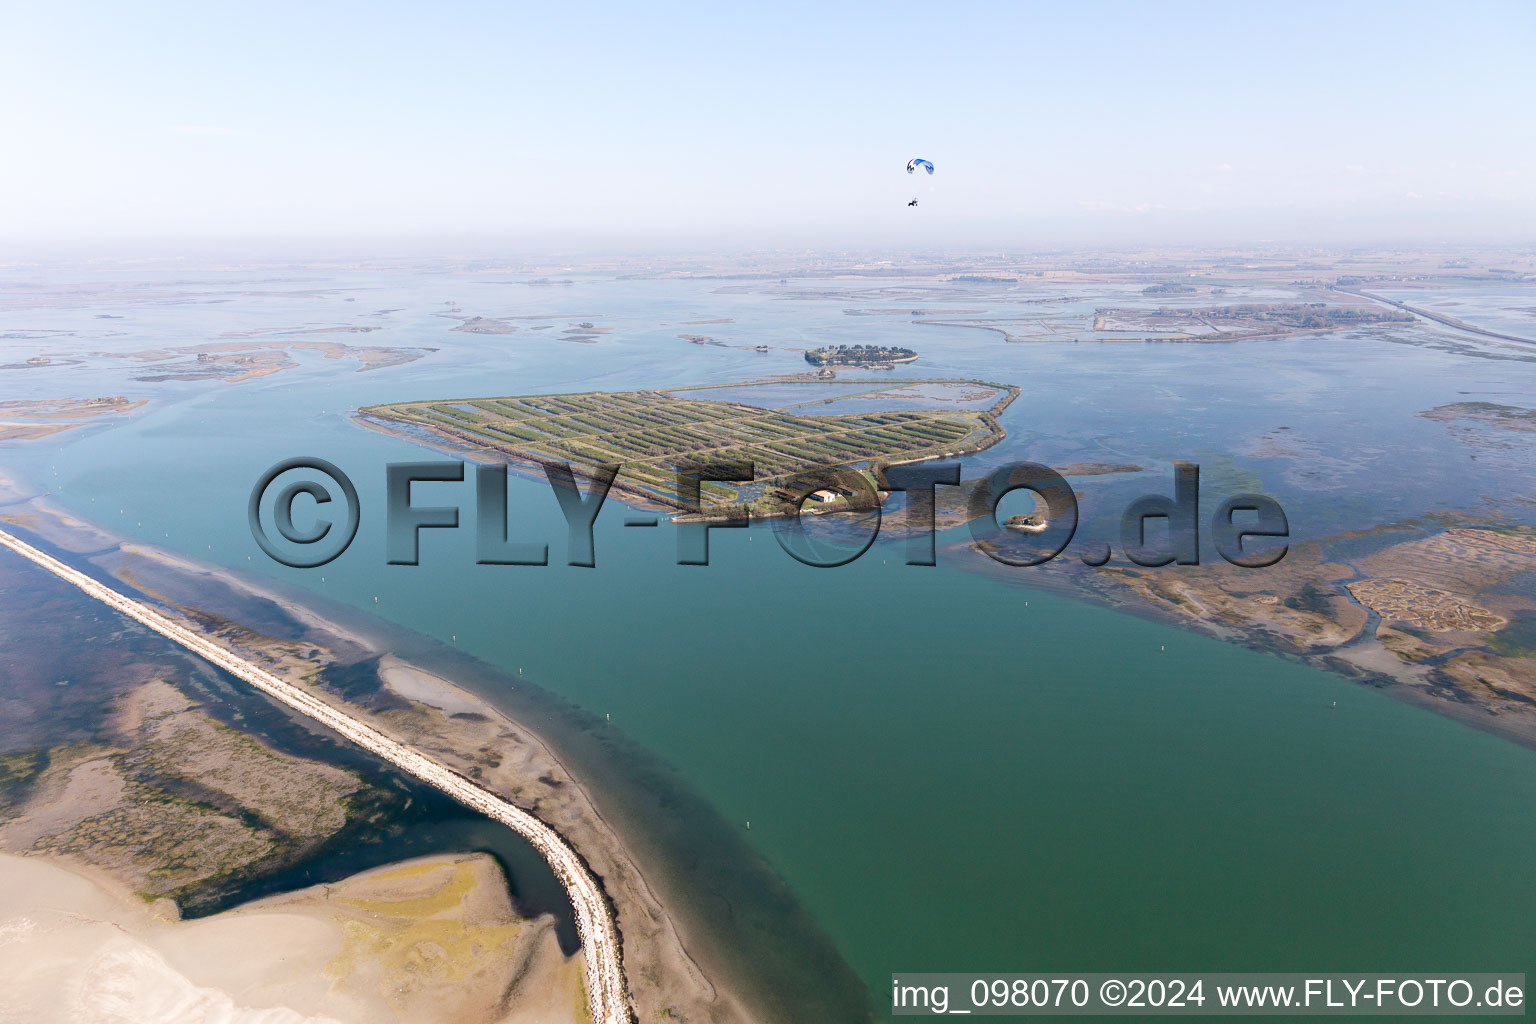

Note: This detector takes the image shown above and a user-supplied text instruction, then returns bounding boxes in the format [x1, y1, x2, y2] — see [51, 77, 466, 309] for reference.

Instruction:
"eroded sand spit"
[0, 526, 631, 1024]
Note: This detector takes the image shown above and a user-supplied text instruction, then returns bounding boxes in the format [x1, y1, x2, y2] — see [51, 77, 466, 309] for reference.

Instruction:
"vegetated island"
[1091, 302, 1414, 340]
[803, 344, 917, 368]
[0, 396, 145, 440]
[0, 355, 70, 370]
[1071, 398, 1536, 750]
[1056, 462, 1143, 476]
[922, 302, 1412, 344]
[358, 379, 1017, 519]
[447, 315, 519, 335]
[1005, 513, 1048, 533]
[873, 462, 1143, 540]
[102, 340, 434, 382]
[1421, 402, 1536, 433]
[1082, 521, 1536, 749]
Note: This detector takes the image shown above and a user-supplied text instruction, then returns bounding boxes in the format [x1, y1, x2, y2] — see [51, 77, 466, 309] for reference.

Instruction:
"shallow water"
[0, 553, 579, 945]
[4, 268, 1536, 1019]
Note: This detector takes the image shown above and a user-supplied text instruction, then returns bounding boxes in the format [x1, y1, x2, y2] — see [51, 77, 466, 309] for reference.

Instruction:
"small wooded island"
[804, 344, 918, 368]
[1005, 513, 1048, 533]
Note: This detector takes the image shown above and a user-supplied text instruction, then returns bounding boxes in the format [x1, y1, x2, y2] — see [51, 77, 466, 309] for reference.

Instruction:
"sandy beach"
[0, 496, 763, 1024]
[0, 851, 582, 1024]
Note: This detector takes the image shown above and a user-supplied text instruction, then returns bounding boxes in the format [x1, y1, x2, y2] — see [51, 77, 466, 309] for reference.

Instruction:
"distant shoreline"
[1337, 287, 1536, 347]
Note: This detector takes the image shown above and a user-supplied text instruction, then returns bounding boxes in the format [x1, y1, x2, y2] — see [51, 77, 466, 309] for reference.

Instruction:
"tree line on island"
[804, 344, 918, 367]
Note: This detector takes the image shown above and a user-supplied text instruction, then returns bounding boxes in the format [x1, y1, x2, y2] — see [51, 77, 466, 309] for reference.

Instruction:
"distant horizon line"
[2, 235, 1534, 265]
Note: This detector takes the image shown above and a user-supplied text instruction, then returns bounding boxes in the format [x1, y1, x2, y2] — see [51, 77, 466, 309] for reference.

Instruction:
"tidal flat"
[0, 500, 873, 1023]
[2, 255, 1535, 1020]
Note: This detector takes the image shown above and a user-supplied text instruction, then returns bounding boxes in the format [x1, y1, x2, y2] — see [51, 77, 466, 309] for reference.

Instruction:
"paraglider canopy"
[906, 158, 934, 175]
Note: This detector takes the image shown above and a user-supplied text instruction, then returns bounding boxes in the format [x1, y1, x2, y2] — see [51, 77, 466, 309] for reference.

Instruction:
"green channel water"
[8, 271, 1536, 1019]
[35, 447, 1536, 1016]
[373, 505, 1536, 1007]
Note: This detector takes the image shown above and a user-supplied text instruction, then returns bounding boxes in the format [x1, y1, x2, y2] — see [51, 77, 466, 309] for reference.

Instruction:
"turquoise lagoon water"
[4, 270, 1536, 1018]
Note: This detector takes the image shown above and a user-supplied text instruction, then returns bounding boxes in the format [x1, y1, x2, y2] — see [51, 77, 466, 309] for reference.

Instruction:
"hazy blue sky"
[3, 1, 1533, 248]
